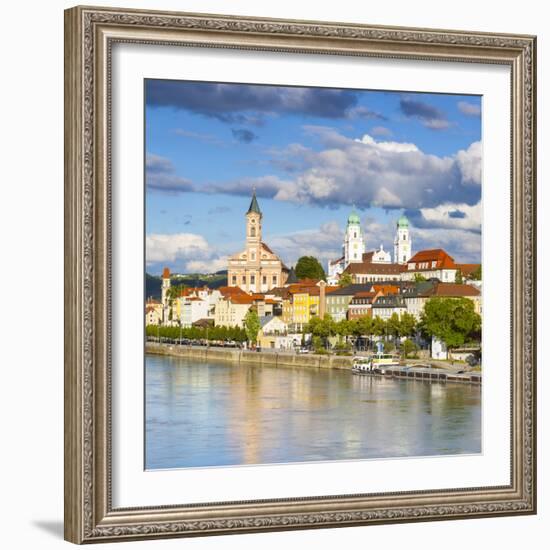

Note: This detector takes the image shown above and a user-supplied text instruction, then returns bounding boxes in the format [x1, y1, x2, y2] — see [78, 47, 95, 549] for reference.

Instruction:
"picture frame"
[64, 5, 537, 544]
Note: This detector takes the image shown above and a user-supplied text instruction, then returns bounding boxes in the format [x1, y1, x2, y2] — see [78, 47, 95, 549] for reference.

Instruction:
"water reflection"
[145, 354, 481, 469]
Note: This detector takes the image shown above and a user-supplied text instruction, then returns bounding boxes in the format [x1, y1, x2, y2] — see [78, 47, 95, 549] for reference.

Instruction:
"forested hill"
[145, 271, 228, 300]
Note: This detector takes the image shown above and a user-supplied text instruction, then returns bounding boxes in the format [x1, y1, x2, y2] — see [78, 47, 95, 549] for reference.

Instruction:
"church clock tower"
[245, 189, 262, 272]
[227, 190, 288, 293]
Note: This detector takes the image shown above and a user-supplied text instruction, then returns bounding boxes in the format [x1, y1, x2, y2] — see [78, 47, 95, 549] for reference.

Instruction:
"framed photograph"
[64, 5, 537, 544]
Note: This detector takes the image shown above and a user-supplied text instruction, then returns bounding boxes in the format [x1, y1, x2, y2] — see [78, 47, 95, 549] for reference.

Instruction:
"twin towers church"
[227, 190, 412, 293]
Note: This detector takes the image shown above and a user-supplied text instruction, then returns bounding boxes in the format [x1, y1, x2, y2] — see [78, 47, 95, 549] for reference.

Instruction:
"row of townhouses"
[146, 265, 481, 349]
[146, 192, 481, 350]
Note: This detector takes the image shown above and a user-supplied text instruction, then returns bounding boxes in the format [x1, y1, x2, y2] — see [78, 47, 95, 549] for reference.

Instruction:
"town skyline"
[146, 80, 482, 275]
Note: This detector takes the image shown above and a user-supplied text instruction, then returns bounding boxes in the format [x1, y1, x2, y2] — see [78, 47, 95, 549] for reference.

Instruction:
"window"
[403, 234, 406, 241]
[354, 232, 357, 238]
[263, 276, 267, 285]
[250, 227, 256, 237]
[273, 275, 277, 284]
[251, 275, 255, 284]
[232, 275, 237, 284]
[403, 255, 406, 262]
[242, 276, 246, 284]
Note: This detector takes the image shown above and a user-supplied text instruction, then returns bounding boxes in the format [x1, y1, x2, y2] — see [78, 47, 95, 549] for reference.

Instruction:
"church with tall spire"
[227, 190, 289, 293]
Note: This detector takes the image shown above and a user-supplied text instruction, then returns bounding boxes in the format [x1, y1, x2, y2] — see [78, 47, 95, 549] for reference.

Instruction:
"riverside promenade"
[146, 342, 354, 370]
[145, 343, 482, 384]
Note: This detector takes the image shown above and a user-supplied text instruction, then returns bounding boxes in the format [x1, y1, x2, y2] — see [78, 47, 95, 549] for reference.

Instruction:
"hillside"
[145, 271, 228, 300]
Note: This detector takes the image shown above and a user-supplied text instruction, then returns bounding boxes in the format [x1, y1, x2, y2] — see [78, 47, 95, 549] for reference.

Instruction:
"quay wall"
[146, 343, 354, 370]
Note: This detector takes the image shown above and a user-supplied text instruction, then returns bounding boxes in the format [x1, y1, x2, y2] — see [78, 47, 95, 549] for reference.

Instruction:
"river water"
[145, 354, 481, 470]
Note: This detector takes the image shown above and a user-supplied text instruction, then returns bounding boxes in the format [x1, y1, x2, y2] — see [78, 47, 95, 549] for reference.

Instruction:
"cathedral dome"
[397, 214, 409, 228]
[347, 208, 361, 225]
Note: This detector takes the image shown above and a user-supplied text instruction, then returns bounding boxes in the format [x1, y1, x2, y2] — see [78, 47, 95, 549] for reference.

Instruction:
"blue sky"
[145, 80, 482, 275]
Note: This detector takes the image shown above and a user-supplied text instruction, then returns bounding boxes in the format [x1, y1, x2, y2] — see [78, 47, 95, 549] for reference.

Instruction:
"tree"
[244, 309, 261, 346]
[420, 297, 481, 350]
[401, 338, 418, 359]
[338, 273, 353, 287]
[384, 341, 395, 353]
[413, 273, 427, 283]
[307, 314, 335, 349]
[166, 284, 186, 301]
[386, 313, 401, 339]
[335, 319, 352, 347]
[455, 269, 463, 284]
[470, 264, 482, 281]
[353, 316, 373, 350]
[372, 316, 386, 338]
[399, 312, 417, 338]
[295, 256, 326, 281]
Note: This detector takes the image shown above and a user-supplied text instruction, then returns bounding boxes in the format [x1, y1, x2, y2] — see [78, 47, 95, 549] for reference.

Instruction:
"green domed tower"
[344, 206, 364, 264]
[394, 213, 412, 264]
[397, 214, 409, 229]
[347, 208, 361, 226]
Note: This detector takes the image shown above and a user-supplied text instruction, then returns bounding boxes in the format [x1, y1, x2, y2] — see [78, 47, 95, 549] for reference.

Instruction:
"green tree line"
[146, 324, 247, 343]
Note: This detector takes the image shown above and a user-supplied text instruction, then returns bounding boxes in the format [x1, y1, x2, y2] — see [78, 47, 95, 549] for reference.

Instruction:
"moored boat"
[352, 352, 400, 375]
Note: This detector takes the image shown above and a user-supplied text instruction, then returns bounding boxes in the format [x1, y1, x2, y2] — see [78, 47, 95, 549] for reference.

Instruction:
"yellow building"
[214, 289, 254, 328]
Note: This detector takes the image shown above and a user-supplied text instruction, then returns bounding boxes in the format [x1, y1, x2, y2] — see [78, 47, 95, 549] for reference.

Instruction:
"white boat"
[352, 353, 400, 375]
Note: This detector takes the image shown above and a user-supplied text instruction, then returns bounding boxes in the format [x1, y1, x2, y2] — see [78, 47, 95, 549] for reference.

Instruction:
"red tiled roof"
[362, 251, 375, 262]
[409, 249, 454, 263]
[344, 262, 404, 275]
[372, 284, 400, 295]
[229, 294, 254, 305]
[405, 249, 460, 271]
[162, 267, 170, 279]
[421, 283, 480, 298]
[219, 285, 248, 297]
[297, 278, 320, 285]
[289, 285, 320, 295]
[353, 291, 376, 298]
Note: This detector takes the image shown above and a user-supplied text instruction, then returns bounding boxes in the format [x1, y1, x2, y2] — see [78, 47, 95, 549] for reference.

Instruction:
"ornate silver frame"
[64, 5, 537, 544]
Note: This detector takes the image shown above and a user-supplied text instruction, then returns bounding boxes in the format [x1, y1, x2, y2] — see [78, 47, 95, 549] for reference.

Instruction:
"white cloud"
[252, 130, 481, 209]
[418, 201, 481, 232]
[456, 141, 482, 185]
[267, 221, 344, 267]
[414, 227, 481, 263]
[186, 257, 228, 273]
[458, 101, 481, 117]
[146, 233, 210, 264]
[355, 134, 419, 153]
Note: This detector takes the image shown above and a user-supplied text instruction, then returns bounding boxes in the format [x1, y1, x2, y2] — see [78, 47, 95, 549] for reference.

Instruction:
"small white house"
[431, 336, 448, 360]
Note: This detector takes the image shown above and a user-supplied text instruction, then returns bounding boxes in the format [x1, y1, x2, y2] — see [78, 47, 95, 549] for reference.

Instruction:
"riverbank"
[145, 343, 482, 380]
[146, 342, 354, 370]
